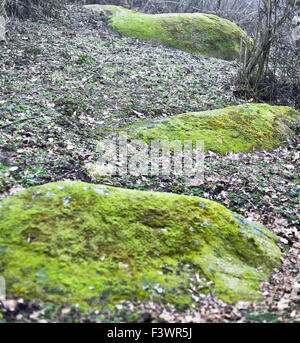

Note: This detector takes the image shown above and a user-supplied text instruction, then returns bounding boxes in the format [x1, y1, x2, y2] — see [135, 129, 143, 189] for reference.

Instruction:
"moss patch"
[84, 5, 246, 61]
[0, 181, 281, 309]
[111, 103, 300, 155]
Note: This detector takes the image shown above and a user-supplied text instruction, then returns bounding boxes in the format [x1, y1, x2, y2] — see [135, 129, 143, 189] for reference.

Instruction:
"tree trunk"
[0, 0, 6, 42]
[291, 3, 300, 48]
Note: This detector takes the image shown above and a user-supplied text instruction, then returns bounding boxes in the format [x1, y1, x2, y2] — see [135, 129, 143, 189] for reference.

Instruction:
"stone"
[108, 103, 300, 155]
[84, 5, 247, 61]
[0, 181, 282, 309]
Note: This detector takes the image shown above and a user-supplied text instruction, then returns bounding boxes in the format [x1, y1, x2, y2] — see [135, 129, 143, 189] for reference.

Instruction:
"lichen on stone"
[84, 5, 247, 61]
[0, 181, 282, 309]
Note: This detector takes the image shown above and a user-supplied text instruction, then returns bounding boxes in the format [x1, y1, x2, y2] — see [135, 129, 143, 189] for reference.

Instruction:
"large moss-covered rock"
[84, 5, 246, 61]
[0, 181, 281, 309]
[112, 103, 300, 155]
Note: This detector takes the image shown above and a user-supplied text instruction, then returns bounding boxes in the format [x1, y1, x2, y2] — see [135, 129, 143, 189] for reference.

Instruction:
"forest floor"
[0, 5, 299, 323]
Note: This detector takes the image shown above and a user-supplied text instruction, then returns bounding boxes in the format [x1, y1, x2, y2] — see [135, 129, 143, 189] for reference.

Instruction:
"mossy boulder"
[110, 103, 300, 155]
[0, 181, 281, 309]
[84, 5, 246, 61]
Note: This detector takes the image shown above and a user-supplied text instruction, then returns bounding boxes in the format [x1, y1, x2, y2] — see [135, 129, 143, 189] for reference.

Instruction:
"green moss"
[0, 181, 281, 309]
[114, 103, 300, 155]
[84, 5, 246, 61]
